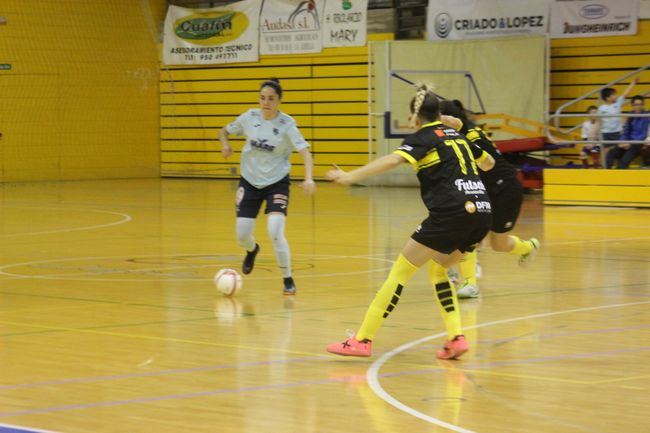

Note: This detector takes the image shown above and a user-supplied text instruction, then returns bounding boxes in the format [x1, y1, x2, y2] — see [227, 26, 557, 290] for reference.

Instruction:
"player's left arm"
[469, 142, 495, 172]
[440, 115, 463, 131]
[298, 147, 316, 195]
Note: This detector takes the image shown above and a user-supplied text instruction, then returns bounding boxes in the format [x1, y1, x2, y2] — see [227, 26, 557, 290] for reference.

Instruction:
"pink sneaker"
[326, 335, 372, 357]
[436, 335, 469, 360]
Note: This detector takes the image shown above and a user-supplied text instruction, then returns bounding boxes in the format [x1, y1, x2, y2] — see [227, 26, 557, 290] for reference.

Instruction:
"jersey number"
[444, 139, 478, 175]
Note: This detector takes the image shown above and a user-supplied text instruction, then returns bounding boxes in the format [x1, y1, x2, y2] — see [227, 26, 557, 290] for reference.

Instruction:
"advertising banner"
[163, 1, 261, 65]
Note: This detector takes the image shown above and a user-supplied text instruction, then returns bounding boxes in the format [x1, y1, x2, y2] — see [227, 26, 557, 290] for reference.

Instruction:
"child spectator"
[598, 77, 637, 168]
[580, 105, 601, 167]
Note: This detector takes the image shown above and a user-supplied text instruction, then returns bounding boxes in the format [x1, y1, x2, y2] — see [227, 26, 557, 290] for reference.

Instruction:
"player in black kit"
[439, 100, 539, 299]
[325, 84, 495, 360]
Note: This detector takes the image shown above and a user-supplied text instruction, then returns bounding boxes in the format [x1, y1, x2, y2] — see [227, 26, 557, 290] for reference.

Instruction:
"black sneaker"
[283, 277, 296, 295]
[242, 244, 259, 275]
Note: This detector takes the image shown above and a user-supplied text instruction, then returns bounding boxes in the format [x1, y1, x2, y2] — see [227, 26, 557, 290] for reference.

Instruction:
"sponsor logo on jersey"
[455, 179, 486, 195]
[465, 200, 491, 214]
[250, 138, 275, 152]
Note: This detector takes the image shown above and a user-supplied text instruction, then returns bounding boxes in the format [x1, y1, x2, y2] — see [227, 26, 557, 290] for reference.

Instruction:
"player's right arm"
[326, 154, 405, 185]
[219, 111, 247, 159]
[219, 127, 233, 158]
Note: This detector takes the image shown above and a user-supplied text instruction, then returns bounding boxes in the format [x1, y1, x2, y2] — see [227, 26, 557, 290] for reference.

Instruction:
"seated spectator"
[605, 95, 649, 169]
[599, 78, 637, 168]
[580, 105, 601, 167]
[641, 129, 650, 168]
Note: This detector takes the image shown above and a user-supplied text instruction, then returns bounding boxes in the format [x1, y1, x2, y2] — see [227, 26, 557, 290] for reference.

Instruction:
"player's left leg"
[264, 176, 294, 295]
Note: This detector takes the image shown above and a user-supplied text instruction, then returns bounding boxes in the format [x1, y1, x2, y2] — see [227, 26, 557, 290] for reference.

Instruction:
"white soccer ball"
[214, 268, 243, 296]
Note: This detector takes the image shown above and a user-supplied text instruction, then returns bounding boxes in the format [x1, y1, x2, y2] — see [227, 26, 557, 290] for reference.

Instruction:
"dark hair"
[601, 87, 616, 101]
[410, 89, 440, 123]
[439, 99, 474, 130]
[631, 95, 644, 104]
[586, 105, 598, 112]
[260, 78, 282, 99]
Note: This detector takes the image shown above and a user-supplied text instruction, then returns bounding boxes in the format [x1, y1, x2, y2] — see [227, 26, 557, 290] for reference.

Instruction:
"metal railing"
[547, 64, 650, 145]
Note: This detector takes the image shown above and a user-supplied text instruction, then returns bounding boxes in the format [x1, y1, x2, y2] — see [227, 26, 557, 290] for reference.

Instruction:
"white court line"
[0, 207, 132, 238]
[0, 421, 63, 433]
[367, 300, 650, 433]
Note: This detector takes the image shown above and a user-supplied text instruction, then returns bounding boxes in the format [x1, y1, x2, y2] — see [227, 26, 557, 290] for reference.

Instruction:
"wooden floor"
[0, 178, 648, 433]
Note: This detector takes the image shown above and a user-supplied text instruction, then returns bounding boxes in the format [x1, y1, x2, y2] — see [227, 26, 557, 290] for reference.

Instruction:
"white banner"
[427, 0, 550, 40]
[260, 0, 325, 55]
[323, 0, 368, 47]
[163, 1, 261, 65]
[550, 0, 639, 38]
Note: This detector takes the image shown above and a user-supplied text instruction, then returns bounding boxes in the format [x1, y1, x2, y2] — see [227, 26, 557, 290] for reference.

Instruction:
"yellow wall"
[0, 0, 164, 182]
[159, 38, 389, 179]
[550, 19, 650, 165]
[544, 169, 650, 207]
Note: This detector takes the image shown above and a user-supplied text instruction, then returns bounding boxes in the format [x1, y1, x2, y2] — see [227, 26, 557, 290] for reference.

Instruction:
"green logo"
[175, 12, 235, 40]
[342, 0, 352, 10]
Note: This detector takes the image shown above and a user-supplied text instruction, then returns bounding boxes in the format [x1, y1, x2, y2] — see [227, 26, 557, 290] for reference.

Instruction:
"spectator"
[580, 105, 601, 167]
[598, 77, 637, 168]
[642, 128, 650, 168]
[605, 95, 649, 169]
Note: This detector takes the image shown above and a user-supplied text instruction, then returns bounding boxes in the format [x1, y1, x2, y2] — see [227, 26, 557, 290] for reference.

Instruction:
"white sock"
[236, 217, 256, 252]
[267, 214, 291, 278]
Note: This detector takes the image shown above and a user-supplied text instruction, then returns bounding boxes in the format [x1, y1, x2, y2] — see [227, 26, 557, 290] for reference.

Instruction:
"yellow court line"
[588, 374, 650, 385]
[620, 385, 645, 390]
[0, 304, 106, 315]
[0, 320, 323, 358]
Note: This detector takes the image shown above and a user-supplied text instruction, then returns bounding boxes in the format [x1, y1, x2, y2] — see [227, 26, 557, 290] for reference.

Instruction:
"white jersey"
[225, 109, 310, 188]
[581, 120, 599, 140]
[598, 96, 624, 133]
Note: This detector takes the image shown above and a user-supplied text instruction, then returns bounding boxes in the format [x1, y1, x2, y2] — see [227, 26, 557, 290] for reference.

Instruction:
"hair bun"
[452, 99, 464, 109]
[269, 77, 280, 84]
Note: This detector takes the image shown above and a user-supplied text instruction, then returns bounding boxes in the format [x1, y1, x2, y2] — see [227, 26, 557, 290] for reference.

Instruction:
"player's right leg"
[235, 179, 263, 275]
[326, 238, 442, 357]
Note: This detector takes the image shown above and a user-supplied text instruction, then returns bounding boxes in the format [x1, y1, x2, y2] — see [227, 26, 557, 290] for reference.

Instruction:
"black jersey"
[394, 121, 491, 214]
[462, 123, 518, 193]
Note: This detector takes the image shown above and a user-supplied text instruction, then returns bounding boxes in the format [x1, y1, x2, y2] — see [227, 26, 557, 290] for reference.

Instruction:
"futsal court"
[0, 178, 648, 433]
[1, 1, 650, 432]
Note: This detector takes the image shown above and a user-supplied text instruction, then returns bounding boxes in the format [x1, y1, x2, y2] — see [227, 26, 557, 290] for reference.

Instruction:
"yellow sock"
[356, 254, 419, 341]
[428, 261, 462, 339]
[458, 250, 477, 286]
[509, 235, 533, 256]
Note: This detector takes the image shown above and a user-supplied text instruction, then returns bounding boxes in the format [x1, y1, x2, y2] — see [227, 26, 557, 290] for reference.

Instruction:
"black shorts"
[488, 179, 523, 233]
[236, 176, 290, 218]
[411, 209, 492, 254]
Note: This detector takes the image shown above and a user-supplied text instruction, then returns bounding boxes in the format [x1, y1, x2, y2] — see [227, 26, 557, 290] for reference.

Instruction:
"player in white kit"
[219, 78, 316, 295]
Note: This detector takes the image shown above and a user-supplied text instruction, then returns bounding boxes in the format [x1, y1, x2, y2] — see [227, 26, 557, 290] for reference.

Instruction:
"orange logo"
[464, 201, 476, 213]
